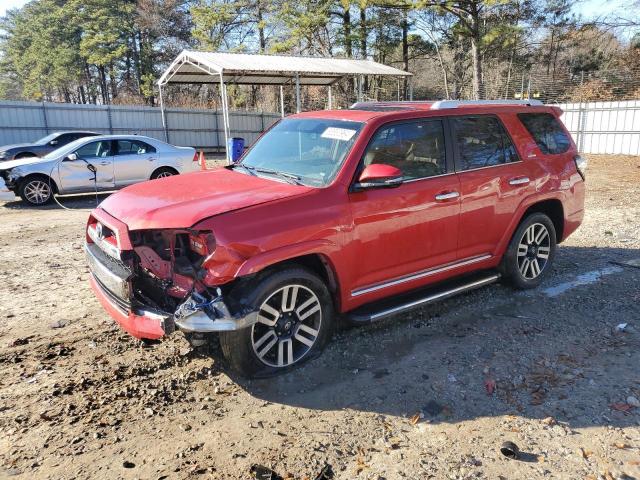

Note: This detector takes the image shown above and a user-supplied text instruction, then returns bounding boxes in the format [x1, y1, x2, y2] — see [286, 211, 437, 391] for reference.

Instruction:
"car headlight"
[0, 151, 7, 160]
[7, 168, 24, 181]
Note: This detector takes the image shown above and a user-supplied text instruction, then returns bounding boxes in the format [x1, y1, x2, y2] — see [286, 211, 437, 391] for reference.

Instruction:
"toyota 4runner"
[85, 100, 586, 377]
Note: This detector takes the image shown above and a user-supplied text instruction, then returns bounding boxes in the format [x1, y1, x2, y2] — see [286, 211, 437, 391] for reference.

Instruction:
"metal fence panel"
[0, 100, 280, 151]
[556, 99, 640, 155]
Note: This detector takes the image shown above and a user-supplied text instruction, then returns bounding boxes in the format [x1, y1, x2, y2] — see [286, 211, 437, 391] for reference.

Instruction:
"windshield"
[36, 133, 60, 145]
[239, 118, 363, 187]
[42, 137, 96, 159]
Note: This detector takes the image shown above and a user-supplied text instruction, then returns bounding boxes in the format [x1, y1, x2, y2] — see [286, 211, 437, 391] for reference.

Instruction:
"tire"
[19, 175, 54, 206]
[503, 212, 557, 289]
[220, 266, 335, 378]
[150, 167, 178, 180]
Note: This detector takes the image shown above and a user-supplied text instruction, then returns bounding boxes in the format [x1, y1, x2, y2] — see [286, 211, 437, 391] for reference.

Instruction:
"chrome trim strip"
[87, 225, 121, 260]
[367, 274, 500, 321]
[351, 254, 493, 297]
[85, 244, 131, 301]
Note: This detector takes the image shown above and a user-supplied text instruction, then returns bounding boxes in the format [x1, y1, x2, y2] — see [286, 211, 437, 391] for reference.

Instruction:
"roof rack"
[430, 99, 543, 109]
[349, 99, 543, 111]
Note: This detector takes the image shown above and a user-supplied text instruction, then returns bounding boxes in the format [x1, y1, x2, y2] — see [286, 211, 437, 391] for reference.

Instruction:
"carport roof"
[158, 50, 412, 86]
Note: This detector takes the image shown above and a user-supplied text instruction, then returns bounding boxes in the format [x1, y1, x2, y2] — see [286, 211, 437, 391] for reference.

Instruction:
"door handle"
[435, 191, 460, 201]
[508, 176, 530, 186]
[147, 157, 156, 162]
[99, 161, 110, 166]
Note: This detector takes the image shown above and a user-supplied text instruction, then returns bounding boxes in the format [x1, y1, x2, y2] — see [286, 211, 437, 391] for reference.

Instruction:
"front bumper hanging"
[86, 243, 257, 339]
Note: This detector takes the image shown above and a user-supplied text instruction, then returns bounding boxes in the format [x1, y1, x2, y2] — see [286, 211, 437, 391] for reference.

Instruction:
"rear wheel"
[150, 167, 178, 179]
[220, 267, 334, 378]
[503, 213, 557, 289]
[19, 176, 54, 206]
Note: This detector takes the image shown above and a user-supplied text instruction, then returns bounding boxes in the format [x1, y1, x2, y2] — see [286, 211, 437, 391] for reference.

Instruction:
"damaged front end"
[85, 212, 255, 340]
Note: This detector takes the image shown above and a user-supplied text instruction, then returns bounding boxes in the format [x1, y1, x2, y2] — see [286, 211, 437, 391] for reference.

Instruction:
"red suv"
[86, 100, 586, 377]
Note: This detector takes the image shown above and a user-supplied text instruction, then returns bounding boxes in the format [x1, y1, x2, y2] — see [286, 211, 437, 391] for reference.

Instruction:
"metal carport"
[157, 50, 412, 161]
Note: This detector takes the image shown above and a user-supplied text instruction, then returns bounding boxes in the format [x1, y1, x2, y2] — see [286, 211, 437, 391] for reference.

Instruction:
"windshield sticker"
[321, 127, 357, 141]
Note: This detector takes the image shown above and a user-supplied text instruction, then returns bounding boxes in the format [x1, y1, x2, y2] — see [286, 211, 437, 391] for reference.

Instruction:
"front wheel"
[220, 267, 335, 378]
[503, 213, 557, 289]
[19, 176, 53, 206]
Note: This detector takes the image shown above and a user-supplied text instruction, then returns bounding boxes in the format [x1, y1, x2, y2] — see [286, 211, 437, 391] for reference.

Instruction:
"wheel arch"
[150, 166, 179, 179]
[15, 152, 37, 159]
[520, 199, 564, 242]
[19, 172, 59, 194]
[234, 246, 342, 311]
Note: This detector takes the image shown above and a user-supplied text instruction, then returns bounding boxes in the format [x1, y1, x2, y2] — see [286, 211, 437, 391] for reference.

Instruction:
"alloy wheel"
[23, 180, 51, 204]
[156, 171, 174, 178]
[517, 222, 551, 280]
[251, 284, 322, 368]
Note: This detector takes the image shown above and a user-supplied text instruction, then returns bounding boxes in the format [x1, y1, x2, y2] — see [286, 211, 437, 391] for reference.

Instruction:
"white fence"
[2, 99, 638, 156]
[556, 100, 640, 155]
[0, 100, 280, 151]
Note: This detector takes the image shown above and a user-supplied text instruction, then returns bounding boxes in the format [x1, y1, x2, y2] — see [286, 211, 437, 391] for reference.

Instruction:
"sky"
[0, 0, 629, 23]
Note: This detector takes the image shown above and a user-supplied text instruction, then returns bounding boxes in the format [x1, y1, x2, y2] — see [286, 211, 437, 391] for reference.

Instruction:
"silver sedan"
[0, 135, 198, 205]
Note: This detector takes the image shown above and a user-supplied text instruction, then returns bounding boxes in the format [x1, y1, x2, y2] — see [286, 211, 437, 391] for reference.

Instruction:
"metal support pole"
[328, 86, 332, 109]
[408, 77, 414, 101]
[295, 73, 301, 113]
[357, 75, 363, 102]
[397, 79, 400, 101]
[158, 84, 168, 142]
[42, 102, 49, 135]
[526, 73, 531, 100]
[280, 85, 285, 118]
[219, 72, 231, 163]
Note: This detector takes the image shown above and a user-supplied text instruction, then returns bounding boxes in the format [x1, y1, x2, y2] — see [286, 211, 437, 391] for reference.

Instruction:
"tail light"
[189, 232, 216, 256]
[574, 154, 587, 180]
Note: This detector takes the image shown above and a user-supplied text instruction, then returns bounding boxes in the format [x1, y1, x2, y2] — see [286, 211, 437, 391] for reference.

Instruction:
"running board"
[347, 272, 501, 323]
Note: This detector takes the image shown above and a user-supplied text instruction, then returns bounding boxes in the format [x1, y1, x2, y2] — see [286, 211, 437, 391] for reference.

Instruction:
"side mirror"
[354, 164, 403, 191]
[49, 140, 58, 146]
[64, 153, 78, 162]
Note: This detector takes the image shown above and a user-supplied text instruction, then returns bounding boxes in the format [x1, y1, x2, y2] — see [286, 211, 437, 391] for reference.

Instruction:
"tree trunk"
[401, 9, 409, 99]
[257, 0, 266, 52]
[359, 4, 368, 92]
[469, 6, 483, 100]
[343, 6, 352, 58]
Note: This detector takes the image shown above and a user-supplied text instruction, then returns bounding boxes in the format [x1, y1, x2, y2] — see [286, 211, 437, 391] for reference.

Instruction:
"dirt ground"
[1, 154, 639, 480]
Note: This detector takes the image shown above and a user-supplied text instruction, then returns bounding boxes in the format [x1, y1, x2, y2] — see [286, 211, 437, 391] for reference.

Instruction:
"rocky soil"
[1, 154, 639, 480]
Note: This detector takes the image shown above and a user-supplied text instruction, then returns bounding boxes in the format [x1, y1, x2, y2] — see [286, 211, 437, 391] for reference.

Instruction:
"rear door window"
[518, 113, 571, 154]
[451, 116, 518, 171]
[116, 140, 156, 155]
[363, 120, 447, 180]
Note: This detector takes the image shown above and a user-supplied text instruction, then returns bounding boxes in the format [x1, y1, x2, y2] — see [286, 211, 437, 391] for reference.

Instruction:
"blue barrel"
[227, 137, 245, 162]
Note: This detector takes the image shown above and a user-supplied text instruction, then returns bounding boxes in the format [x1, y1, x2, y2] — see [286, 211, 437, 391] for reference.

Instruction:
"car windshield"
[42, 137, 97, 159]
[238, 118, 363, 187]
[35, 133, 60, 145]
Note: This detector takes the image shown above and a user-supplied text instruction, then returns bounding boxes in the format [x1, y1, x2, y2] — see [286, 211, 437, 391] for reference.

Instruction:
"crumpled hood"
[0, 156, 48, 170]
[99, 167, 312, 231]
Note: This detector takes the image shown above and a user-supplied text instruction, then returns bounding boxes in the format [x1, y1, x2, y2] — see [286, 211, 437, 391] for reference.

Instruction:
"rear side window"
[116, 140, 156, 155]
[518, 113, 571, 154]
[451, 116, 518, 171]
[364, 120, 447, 180]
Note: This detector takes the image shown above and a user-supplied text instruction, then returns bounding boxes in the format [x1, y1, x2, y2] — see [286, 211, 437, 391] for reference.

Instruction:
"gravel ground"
[0, 154, 639, 480]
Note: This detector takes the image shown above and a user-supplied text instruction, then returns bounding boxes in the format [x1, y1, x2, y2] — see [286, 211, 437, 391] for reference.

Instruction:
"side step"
[347, 271, 501, 323]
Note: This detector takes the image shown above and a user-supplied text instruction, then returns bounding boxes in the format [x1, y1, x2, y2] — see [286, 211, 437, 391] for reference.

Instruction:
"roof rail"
[430, 99, 543, 109]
